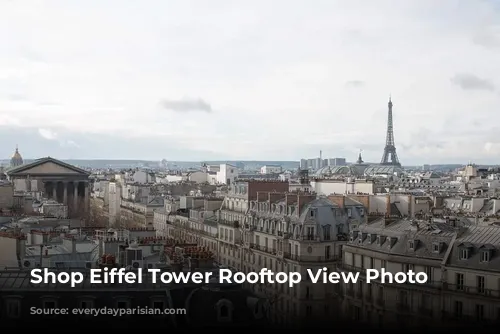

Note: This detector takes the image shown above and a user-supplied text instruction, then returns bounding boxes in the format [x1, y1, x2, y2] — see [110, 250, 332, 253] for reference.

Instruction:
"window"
[116, 301, 129, 317]
[480, 251, 490, 263]
[421, 294, 430, 310]
[459, 248, 469, 260]
[425, 266, 433, 282]
[476, 304, 484, 321]
[306, 305, 312, 317]
[456, 273, 464, 291]
[152, 301, 164, 309]
[323, 226, 331, 240]
[432, 243, 440, 253]
[477, 276, 485, 294]
[399, 290, 408, 307]
[6, 299, 21, 318]
[43, 300, 56, 317]
[402, 263, 413, 272]
[409, 240, 415, 250]
[80, 300, 94, 317]
[325, 245, 331, 259]
[310, 210, 314, 217]
[307, 227, 314, 240]
[216, 300, 233, 322]
[454, 301, 463, 317]
[351, 305, 360, 320]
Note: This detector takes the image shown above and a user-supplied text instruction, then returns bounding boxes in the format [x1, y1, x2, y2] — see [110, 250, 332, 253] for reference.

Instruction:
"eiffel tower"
[380, 96, 401, 167]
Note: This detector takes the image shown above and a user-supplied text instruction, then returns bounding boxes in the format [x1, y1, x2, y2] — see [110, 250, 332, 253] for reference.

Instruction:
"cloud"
[160, 98, 213, 113]
[472, 26, 500, 49]
[2, 0, 500, 163]
[345, 80, 365, 88]
[38, 128, 58, 140]
[450, 73, 495, 91]
[6, 93, 28, 101]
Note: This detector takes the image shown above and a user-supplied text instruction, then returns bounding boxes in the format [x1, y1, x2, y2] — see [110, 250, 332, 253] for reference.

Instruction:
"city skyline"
[1, 0, 500, 164]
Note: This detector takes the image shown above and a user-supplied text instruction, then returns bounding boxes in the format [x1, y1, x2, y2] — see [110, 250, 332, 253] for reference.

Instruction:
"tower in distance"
[380, 96, 401, 167]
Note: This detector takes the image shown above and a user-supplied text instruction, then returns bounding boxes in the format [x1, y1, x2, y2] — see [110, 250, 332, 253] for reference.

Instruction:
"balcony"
[418, 307, 433, 317]
[218, 220, 240, 228]
[443, 283, 500, 298]
[249, 244, 277, 255]
[396, 303, 410, 312]
[283, 253, 341, 262]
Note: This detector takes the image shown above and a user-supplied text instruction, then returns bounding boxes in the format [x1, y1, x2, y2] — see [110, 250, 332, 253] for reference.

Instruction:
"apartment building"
[159, 179, 367, 327]
[338, 218, 500, 329]
[441, 225, 500, 323]
[237, 193, 364, 326]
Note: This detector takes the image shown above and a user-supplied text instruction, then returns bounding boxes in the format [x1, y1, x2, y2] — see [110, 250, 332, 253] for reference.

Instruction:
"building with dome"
[310, 151, 405, 195]
[10, 146, 23, 168]
[312, 151, 404, 180]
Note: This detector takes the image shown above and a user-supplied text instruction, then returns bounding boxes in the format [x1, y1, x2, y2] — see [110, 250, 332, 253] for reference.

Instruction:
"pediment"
[9, 159, 89, 176]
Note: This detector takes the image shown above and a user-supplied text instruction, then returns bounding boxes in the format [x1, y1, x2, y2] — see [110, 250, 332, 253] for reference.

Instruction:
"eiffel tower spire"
[380, 96, 401, 166]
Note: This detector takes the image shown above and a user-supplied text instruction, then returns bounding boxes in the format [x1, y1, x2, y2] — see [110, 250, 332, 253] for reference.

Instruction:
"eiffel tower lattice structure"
[380, 96, 401, 167]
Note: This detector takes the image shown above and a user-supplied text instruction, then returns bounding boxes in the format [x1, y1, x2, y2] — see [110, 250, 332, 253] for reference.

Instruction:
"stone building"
[338, 218, 500, 329]
[6, 157, 91, 218]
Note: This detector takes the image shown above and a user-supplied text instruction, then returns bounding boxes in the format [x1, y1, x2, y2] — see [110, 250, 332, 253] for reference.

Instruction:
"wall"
[0, 183, 14, 209]
[0, 236, 24, 268]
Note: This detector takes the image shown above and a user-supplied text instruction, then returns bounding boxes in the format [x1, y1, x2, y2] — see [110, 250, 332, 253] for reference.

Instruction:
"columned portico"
[43, 180, 89, 216]
[6, 157, 91, 220]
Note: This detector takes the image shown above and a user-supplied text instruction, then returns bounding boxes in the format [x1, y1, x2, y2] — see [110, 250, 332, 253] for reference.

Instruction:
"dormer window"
[388, 237, 398, 249]
[480, 251, 490, 262]
[479, 244, 495, 263]
[459, 248, 469, 260]
[408, 240, 415, 250]
[432, 242, 443, 254]
[367, 234, 372, 243]
[458, 242, 473, 260]
[310, 210, 315, 217]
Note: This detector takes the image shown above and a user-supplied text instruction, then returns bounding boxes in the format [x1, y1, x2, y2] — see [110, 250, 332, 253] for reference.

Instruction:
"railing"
[418, 307, 433, 317]
[249, 244, 277, 255]
[283, 253, 341, 262]
[396, 303, 411, 311]
[218, 220, 240, 227]
[336, 264, 500, 297]
[336, 263, 442, 288]
[443, 283, 500, 298]
[169, 222, 218, 238]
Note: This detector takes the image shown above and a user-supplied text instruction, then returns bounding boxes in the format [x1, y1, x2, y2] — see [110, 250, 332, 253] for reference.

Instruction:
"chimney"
[268, 192, 285, 203]
[408, 195, 413, 217]
[386, 194, 391, 216]
[256, 192, 267, 202]
[297, 193, 316, 215]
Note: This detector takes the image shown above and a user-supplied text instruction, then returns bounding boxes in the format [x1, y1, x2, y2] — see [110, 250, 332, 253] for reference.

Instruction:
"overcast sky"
[1, 0, 500, 164]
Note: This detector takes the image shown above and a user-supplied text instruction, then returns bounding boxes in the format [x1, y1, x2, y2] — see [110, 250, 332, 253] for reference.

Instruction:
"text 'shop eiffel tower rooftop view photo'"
[1, 0, 500, 331]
